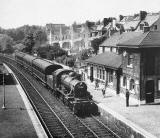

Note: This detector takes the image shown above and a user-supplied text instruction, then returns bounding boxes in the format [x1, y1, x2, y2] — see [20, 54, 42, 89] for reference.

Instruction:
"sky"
[0, 0, 160, 29]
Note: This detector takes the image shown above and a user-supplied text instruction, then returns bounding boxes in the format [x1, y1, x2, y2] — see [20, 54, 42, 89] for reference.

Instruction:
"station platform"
[0, 63, 47, 138]
[86, 80, 160, 138]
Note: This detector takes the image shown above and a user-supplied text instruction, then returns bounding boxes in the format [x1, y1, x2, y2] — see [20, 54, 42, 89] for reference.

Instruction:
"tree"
[85, 21, 95, 28]
[37, 44, 67, 59]
[140, 11, 147, 20]
[91, 36, 106, 55]
[79, 49, 92, 60]
[33, 29, 47, 47]
[119, 15, 124, 21]
[23, 32, 35, 54]
[0, 34, 14, 53]
[103, 18, 113, 26]
[4, 43, 14, 53]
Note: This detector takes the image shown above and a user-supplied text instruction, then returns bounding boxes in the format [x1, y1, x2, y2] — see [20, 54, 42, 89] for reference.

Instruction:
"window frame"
[108, 70, 113, 84]
[130, 79, 135, 91]
[127, 53, 133, 68]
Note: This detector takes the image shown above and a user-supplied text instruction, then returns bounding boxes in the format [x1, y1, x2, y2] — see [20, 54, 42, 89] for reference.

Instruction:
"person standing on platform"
[126, 89, 130, 107]
[102, 88, 105, 98]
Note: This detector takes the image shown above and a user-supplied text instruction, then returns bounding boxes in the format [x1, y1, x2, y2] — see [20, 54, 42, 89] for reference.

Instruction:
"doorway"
[145, 80, 154, 103]
[90, 67, 93, 82]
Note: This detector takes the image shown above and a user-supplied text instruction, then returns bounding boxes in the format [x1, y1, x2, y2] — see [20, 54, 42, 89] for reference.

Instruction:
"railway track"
[0, 54, 122, 138]
[78, 115, 121, 138]
[5, 59, 74, 138]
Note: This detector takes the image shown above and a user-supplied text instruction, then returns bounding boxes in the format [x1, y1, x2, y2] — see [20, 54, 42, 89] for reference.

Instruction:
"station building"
[117, 18, 160, 103]
[85, 13, 160, 103]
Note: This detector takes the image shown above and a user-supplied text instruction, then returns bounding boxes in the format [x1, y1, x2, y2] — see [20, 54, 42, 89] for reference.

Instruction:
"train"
[15, 52, 99, 116]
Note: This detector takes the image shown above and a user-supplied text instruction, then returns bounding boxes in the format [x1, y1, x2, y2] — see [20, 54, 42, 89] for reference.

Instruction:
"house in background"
[117, 16, 160, 103]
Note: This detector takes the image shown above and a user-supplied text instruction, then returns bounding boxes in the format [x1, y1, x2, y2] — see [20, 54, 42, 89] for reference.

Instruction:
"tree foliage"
[0, 25, 47, 47]
[0, 34, 14, 53]
[103, 18, 113, 26]
[37, 44, 67, 60]
[91, 36, 106, 55]
[22, 32, 35, 54]
[140, 11, 147, 20]
[33, 29, 47, 47]
[79, 48, 92, 60]
[85, 20, 95, 28]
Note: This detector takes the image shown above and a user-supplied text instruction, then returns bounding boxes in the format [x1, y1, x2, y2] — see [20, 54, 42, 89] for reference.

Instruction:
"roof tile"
[117, 31, 160, 47]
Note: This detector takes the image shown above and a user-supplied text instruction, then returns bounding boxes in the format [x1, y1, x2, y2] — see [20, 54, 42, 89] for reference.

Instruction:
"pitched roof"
[117, 31, 160, 47]
[85, 52, 122, 69]
[143, 13, 159, 26]
[123, 20, 140, 30]
[100, 32, 142, 47]
[120, 13, 159, 31]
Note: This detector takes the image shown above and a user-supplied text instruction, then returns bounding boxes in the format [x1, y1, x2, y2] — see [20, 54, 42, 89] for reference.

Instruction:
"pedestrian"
[102, 88, 105, 98]
[126, 89, 130, 107]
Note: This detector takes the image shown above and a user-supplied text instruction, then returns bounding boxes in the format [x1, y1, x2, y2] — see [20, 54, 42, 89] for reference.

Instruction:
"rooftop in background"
[117, 31, 160, 48]
[119, 12, 160, 31]
[85, 52, 122, 69]
[100, 32, 142, 47]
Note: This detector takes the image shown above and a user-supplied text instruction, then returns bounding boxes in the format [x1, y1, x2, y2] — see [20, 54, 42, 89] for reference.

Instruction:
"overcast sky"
[0, 0, 160, 29]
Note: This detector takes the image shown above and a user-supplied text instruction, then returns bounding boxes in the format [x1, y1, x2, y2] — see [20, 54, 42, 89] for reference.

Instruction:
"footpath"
[0, 63, 47, 138]
[86, 79, 160, 138]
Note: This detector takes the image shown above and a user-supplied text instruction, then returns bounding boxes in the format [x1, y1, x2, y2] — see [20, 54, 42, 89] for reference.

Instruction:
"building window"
[109, 70, 113, 83]
[100, 69, 102, 79]
[97, 69, 99, 78]
[130, 79, 135, 90]
[128, 54, 133, 66]
[123, 76, 127, 87]
[154, 25, 157, 30]
[102, 70, 105, 80]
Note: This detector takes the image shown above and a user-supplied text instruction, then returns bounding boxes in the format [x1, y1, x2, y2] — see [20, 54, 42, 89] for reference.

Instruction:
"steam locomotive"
[15, 52, 99, 116]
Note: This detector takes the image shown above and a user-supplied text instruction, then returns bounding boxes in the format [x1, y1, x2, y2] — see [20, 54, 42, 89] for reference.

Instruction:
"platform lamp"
[2, 71, 9, 110]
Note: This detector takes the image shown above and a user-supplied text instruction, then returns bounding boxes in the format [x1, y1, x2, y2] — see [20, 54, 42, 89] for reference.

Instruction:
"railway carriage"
[23, 54, 37, 73]
[32, 58, 62, 84]
[15, 52, 26, 66]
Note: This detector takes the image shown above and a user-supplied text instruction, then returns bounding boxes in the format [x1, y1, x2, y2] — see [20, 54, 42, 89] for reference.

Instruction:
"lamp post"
[2, 73, 6, 109]
[2, 71, 8, 110]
